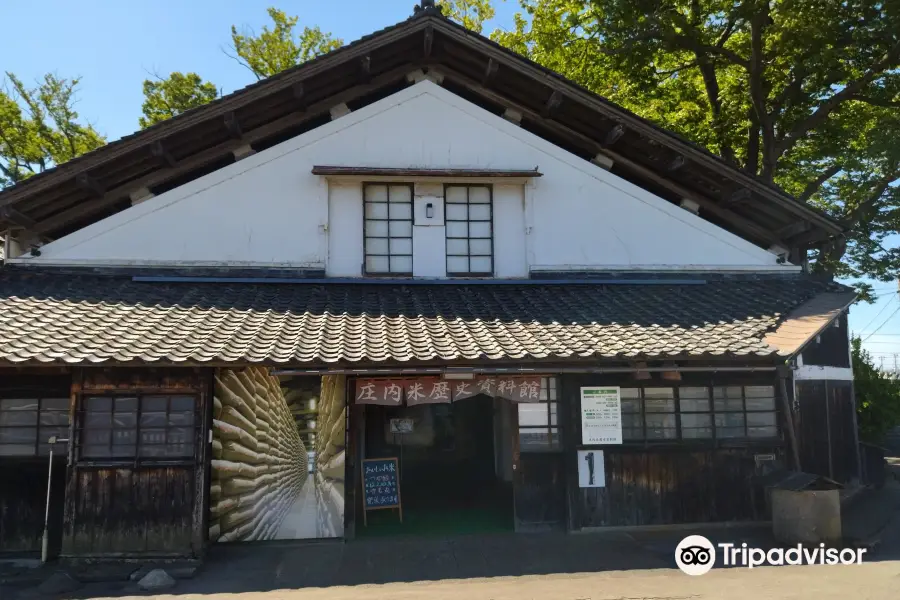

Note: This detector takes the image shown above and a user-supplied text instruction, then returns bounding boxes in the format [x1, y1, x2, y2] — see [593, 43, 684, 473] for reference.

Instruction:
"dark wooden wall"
[800, 314, 850, 368]
[792, 310, 859, 484]
[795, 379, 857, 483]
[62, 368, 210, 559]
[574, 447, 778, 527]
[561, 373, 785, 529]
[0, 458, 66, 555]
[64, 467, 195, 556]
[0, 372, 70, 557]
[514, 452, 566, 530]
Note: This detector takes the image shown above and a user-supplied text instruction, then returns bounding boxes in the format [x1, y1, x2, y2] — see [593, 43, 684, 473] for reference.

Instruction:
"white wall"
[24, 80, 790, 274]
[412, 183, 446, 278]
[327, 183, 363, 277]
[493, 184, 528, 278]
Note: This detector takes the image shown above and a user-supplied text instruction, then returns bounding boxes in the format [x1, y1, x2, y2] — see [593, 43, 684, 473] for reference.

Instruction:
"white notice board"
[580, 387, 622, 445]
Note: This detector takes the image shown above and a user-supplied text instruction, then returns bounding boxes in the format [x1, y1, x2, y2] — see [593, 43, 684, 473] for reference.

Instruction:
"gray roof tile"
[0, 271, 851, 365]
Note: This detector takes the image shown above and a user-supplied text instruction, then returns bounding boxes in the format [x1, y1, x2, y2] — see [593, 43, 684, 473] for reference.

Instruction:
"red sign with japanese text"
[354, 375, 547, 405]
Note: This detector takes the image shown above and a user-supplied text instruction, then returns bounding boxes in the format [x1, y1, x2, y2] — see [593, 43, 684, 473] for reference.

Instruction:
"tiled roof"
[0, 271, 851, 365]
[764, 291, 857, 355]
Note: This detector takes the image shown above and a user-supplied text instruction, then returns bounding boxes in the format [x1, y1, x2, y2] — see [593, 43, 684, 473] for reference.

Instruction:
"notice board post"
[578, 387, 622, 493]
[361, 457, 402, 526]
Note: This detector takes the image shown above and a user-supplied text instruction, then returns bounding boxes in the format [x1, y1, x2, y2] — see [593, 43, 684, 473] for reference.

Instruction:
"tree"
[853, 337, 900, 444]
[491, 0, 900, 294]
[0, 73, 105, 189]
[139, 72, 219, 129]
[438, 0, 497, 33]
[229, 7, 343, 80]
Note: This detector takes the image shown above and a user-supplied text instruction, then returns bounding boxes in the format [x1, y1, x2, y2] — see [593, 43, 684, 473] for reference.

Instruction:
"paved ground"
[134, 564, 900, 600]
[4, 521, 898, 600]
[3, 462, 900, 600]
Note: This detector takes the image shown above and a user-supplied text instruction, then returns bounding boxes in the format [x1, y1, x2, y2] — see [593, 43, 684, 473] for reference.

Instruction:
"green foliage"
[438, 0, 498, 33]
[0, 72, 105, 189]
[230, 7, 343, 80]
[490, 0, 900, 285]
[853, 337, 900, 444]
[139, 72, 219, 129]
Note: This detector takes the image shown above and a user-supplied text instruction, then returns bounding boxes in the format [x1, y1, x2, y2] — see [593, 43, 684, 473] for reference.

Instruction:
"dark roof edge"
[2, 262, 843, 285]
[433, 19, 843, 234]
[0, 13, 843, 236]
[0, 355, 786, 370]
[0, 14, 432, 206]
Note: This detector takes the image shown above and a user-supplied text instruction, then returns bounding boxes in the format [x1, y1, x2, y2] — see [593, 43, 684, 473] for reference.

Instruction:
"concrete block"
[772, 489, 842, 545]
[137, 568, 176, 592]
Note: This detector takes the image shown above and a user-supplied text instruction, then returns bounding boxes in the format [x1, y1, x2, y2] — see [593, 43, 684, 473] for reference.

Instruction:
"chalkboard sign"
[361, 457, 402, 525]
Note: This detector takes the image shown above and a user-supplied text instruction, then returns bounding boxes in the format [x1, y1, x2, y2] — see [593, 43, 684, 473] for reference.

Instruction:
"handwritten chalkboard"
[362, 457, 402, 525]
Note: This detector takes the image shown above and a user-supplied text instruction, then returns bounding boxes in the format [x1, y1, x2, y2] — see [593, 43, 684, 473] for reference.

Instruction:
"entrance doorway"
[360, 395, 514, 535]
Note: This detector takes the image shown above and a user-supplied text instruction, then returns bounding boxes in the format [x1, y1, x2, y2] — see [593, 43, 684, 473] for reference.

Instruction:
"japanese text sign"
[362, 457, 401, 510]
[581, 387, 623, 445]
[355, 376, 546, 406]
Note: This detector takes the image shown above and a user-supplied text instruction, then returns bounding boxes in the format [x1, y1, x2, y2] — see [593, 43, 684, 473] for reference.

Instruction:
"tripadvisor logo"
[675, 535, 716, 576]
[675, 535, 867, 575]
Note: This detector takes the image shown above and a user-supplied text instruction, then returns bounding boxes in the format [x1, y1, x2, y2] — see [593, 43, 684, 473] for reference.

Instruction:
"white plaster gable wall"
[26, 80, 787, 272]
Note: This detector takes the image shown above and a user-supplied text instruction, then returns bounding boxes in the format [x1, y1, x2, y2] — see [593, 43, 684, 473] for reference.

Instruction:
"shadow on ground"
[0, 526, 792, 599]
[3, 462, 900, 599]
[1, 531, 675, 599]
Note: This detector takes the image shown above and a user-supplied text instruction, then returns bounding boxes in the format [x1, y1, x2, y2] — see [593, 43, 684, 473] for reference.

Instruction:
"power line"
[859, 295, 897, 333]
[864, 303, 900, 342]
[872, 291, 900, 300]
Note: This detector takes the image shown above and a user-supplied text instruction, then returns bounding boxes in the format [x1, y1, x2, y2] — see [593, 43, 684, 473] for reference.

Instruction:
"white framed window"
[517, 377, 560, 452]
[364, 183, 414, 275]
[445, 184, 493, 276]
[618, 384, 778, 441]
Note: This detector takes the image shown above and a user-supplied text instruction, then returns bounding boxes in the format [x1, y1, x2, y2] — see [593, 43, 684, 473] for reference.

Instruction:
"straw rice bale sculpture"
[209, 367, 307, 542]
[315, 375, 346, 537]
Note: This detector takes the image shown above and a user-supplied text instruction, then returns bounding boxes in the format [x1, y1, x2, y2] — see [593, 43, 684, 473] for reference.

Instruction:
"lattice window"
[517, 377, 560, 452]
[445, 184, 493, 276]
[364, 183, 413, 275]
[619, 385, 778, 441]
[78, 395, 197, 459]
[0, 397, 69, 456]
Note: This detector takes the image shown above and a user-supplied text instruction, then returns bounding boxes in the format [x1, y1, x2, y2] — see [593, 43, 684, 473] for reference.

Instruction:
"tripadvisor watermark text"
[675, 535, 867, 576]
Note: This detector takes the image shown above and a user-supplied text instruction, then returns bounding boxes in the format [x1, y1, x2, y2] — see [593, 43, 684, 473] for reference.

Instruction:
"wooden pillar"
[346, 379, 364, 539]
[560, 374, 581, 532]
[777, 365, 802, 471]
[193, 369, 214, 558]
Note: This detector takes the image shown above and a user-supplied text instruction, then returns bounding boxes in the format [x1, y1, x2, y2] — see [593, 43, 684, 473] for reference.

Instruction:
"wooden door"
[510, 386, 566, 532]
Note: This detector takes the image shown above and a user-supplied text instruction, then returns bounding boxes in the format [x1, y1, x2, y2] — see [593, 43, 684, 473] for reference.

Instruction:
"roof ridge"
[0, 11, 842, 239]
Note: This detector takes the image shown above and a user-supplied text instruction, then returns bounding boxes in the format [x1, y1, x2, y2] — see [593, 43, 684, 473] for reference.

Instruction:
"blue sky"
[3, 0, 897, 359]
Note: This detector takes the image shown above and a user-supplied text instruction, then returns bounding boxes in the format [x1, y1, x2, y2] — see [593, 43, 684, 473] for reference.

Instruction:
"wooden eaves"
[311, 166, 543, 178]
[0, 9, 844, 255]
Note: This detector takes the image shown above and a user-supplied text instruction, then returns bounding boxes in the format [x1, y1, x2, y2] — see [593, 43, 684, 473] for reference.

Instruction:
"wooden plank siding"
[0, 459, 66, 555]
[795, 381, 829, 478]
[561, 373, 786, 529]
[61, 368, 210, 559]
[799, 313, 851, 368]
[63, 467, 194, 556]
[795, 379, 857, 483]
[0, 372, 70, 556]
[575, 447, 778, 527]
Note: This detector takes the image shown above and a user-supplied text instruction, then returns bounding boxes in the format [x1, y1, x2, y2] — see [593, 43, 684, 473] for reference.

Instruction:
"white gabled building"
[0, 4, 857, 560]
